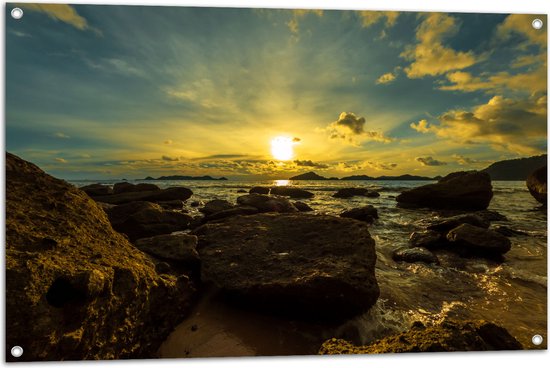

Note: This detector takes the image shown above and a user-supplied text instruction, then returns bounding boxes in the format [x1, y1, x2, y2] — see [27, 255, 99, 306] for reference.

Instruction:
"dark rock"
[409, 230, 445, 250]
[340, 205, 378, 223]
[365, 191, 381, 198]
[190, 200, 203, 207]
[493, 225, 529, 237]
[392, 247, 438, 264]
[113, 182, 160, 194]
[204, 206, 259, 221]
[289, 171, 328, 180]
[157, 200, 185, 210]
[92, 187, 193, 205]
[527, 166, 547, 204]
[270, 186, 314, 198]
[294, 201, 313, 212]
[249, 186, 270, 195]
[194, 213, 379, 321]
[135, 234, 199, 264]
[396, 171, 493, 210]
[191, 324, 198, 332]
[236, 194, 298, 213]
[446, 223, 512, 256]
[199, 199, 234, 216]
[106, 201, 192, 242]
[475, 210, 508, 222]
[80, 183, 113, 196]
[319, 319, 522, 354]
[333, 188, 368, 198]
[5, 152, 194, 361]
[237, 189, 247, 193]
[155, 262, 172, 274]
[427, 214, 489, 234]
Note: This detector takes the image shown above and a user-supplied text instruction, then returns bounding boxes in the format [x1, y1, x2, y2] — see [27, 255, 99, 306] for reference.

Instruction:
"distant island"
[481, 154, 547, 180]
[288, 171, 438, 181]
[142, 175, 228, 181]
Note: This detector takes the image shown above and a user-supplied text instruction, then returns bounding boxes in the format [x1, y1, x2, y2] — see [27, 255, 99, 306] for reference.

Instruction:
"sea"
[71, 179, 548, 353]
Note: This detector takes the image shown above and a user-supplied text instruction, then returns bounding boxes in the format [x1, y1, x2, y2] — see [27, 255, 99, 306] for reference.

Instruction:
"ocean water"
[72, 179, 547, 351]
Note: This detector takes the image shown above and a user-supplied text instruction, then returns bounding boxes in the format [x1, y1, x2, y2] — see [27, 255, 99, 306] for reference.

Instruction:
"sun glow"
[270, 136, 295, 161]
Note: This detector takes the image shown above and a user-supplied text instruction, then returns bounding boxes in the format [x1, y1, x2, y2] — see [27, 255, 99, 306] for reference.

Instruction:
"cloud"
[292, 137, 301, 142]
[452, 154, 479, 165]
[85, 58, 144, 77]
[416, 156, 447, 166]
[294, 160, 329, 169]
[9, 30, 30, 37]
[365, 161, 398, 171]
[376, 72, 396, 85]
[55, 157, 68, 163]
[161, 155, 180, 162]
[326, 112, 395, 144]
[401, 13, 479, 78]
[410, 95, 547, 155]
[497, 14, 547, 49]
[287, 9, 323, 35]
[357, 11, 399, 28]
[164, 140, 173, 145]
[53, 132, 70, 139]
[21, 4, 92, 32]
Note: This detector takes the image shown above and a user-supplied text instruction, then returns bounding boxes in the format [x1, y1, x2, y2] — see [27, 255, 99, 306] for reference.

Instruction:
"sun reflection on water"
[273, 179, 290, 186]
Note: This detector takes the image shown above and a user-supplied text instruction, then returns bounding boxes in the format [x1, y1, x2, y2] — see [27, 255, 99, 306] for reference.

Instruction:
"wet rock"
[91, 187, 193, 205]
[106, 201, 192, 242]
[236, 194, 298, 213]
[527, 166, 547, 204]
[5, 152, 194, 361]
[135, 234, 200, 265]
[194, 213, 379, 321]
[155, 262, 172, 274]
[446, 223, 512, 256]
[80, 183, 113, 196]
[409, 230, 445, 249]
[237, 189, 247, 193]
[270, 186, 314, 198]
[157, 200, 185, 210]
[294, 201, 313, 212]
[190, 200, 203, 207]
[113, 182, 160, 194]
[204, 206, 259, 221]
[199, 199, 234, 216]
[427, 214, 489, 234]
[340, 205, 378, 223]
[396, 171, 493, 210]
[493, 225, 528, 237]
[319, 319, 522, 354]
[475, 210, 508, 222]
[333, 187, 377, 198]
[249, 186, 270, 195]
[392, 247, 438, 264]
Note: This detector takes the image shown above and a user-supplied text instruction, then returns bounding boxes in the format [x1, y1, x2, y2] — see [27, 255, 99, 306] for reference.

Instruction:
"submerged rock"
[270, 186, 314, 198]
[446, 223, 511, 256]
[392, 247, 438, 264]
[340, 205, 378, 223]
[106, 201, 192, 242]
[527, 166, 547, 204]
[91, 187, 193, 205]
[409, 230, 445, 249]
[193, 213, 379, 321]
[5, 152, 194, 361]
[236, 194, 298, 213]
[294, 201, 313, 212]
[396, 171, 493, 210]
[135, 234, 200, 264]
[319, 319, 522, 354]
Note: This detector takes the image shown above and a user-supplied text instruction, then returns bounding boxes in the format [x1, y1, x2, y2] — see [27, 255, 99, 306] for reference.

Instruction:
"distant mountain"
[374, 174, 437, 181]
[482, 154, 547, 180]
[340, 175, 375, 180]
[289, 171, 329, 180]
[143, 175, 228, 181]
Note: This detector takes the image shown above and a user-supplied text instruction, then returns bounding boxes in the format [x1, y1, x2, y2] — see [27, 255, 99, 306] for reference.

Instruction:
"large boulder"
[446, 223, 511, 257]
[427, 214, 489, 234]
[5, 152, 194, 361]
[105, 201, 192, 242]
[527, 166, 547, 204]
[113, 182, 160, 194]
[270, 186, 314, 198]
[80, 183, 113, 196]
[199, 199, 234, 216]
[135, 234, 199, 265]
[91, 187, 193, 205]
[236, 194, 298, 213]
[396, 171, 493, 210]
[249, 186, 270, 195]
[333, 188, 379, 198]
[193, 213, 379, 321]
[319, 319, 522, 354]
[340, 205, 378, 223]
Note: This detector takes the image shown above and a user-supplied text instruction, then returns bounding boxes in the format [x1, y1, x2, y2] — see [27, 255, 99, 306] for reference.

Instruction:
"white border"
[1, 1, 549, 368]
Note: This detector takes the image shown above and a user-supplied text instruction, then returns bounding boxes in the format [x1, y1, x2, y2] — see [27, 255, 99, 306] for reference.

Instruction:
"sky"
[5, 4, 548, 179]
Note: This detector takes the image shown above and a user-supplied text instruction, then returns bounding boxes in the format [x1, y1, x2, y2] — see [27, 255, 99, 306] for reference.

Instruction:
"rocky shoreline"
[7, 152, 546, 360]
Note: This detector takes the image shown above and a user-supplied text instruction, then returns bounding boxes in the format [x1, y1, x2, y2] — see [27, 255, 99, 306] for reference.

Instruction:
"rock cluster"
[527, 165, 547, 205]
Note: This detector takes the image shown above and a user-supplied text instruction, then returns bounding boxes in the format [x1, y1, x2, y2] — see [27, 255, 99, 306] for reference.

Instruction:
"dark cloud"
[416, 156, 447, 166]
[452, 154, 478, 165]
[294, 160, 329, 169]
[292, 137, 301, 142]
[326, 112, 394, 144]
[161, 155, 179, 161]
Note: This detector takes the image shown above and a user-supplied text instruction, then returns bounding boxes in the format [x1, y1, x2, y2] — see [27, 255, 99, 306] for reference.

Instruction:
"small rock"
[157, 200, 185, 210]
[340, 205, 378, 223]
[446, 223, 512, 257]
[191, 324, 198, 332]
[237, 194, 297, 213]
[270, 187, 314, 198]
[392, 247, 438, 264]
[249, 186, 270, 195]
[493, 225, 528, 237]
[427, 214, 489, 234]
[409, 230, 445, 249]
[199, 199, 234, 215]
[237, 189, 247, 193]
[294, 201, 313, 212]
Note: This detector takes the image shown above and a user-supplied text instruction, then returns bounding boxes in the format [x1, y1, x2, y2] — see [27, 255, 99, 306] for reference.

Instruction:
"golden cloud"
[326, 112, 395, 144]
[21, 4, 90, 31]
[357, 11, 399, 28]
[376, 72, 397, 85]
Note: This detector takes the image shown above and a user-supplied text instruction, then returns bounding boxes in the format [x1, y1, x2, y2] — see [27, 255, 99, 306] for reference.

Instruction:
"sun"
[270, 136, 295, 161]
